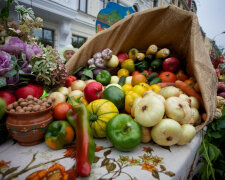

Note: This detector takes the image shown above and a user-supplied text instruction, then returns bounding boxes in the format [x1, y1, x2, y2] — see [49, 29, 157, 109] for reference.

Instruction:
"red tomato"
[65, 76, 77, 87]
[142, 70, 150, 77]
[159, 72, 177, 83]
[53, 102, 72, 120]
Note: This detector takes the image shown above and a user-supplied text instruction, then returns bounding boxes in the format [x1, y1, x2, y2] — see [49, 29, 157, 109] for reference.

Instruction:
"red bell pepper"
[65, 75, 77, 87]
[67, 97, 95, 177]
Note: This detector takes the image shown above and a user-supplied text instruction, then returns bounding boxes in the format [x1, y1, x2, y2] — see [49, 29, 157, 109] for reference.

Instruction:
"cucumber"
[118, 76, 126, 86]
[147, 72, 158, 81]
[150, 77, 162, 85]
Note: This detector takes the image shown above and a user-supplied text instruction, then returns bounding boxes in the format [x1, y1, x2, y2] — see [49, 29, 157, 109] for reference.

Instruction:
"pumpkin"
[87, 99, 119, 138]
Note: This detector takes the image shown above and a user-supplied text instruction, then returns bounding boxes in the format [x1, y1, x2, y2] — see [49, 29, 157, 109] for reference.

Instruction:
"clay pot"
[6, 106, 53, 146]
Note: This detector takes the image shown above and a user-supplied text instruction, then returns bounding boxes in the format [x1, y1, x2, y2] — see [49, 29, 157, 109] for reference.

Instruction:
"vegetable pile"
[2, 44, 221, 178]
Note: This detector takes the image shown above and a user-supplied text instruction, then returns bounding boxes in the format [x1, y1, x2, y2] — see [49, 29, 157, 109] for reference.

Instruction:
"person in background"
[60, 44, 78, 63]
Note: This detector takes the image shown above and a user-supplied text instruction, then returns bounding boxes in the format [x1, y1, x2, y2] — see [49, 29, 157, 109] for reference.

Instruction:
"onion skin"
[141, 127, 151, 143]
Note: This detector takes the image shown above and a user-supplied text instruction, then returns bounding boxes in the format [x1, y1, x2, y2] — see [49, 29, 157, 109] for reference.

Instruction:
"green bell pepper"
[106, 114, 141, 151]
[45, 121, 75, 150]
[135, 60, 149, 72]
[96, 70, 111, 86]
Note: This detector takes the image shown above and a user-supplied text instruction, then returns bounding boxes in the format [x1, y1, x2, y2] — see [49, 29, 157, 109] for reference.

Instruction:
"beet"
[92, 68, 104, 78]
[106, 67, 120, 76]
[76, 71, 83, 79]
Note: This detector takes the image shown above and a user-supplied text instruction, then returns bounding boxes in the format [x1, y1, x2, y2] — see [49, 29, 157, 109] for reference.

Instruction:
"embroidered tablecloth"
[0, 132, 201, 180]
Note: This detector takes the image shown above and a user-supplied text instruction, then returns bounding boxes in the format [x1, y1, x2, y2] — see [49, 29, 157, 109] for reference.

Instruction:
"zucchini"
[150, 77, 162, 85]
[118, 76, 126, 86]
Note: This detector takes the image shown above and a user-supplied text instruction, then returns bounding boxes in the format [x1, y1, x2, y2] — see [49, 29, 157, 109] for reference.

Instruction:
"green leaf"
[222, 107, 225, 115]
[209, 132, 222, 139]
[208, 143, 221, 161]
[4, 69, 17, 77]
[0, 6, 10, 19]
[73, 66, 85, 75]
[0, 77, 7, 88]
[81, 75, 89, 81]
[82, 69, 93, 79]
[217, 116, 225, 129]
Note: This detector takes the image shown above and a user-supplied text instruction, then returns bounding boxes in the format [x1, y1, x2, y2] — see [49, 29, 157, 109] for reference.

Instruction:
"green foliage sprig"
[197, 110, 225, 180]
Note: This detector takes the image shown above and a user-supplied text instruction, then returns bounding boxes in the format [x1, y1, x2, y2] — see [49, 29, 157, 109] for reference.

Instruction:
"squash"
[87, 99, 119, 138]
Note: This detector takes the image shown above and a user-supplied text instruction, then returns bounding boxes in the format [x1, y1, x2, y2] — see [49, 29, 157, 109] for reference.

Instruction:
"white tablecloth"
[0, 132, 201, 180]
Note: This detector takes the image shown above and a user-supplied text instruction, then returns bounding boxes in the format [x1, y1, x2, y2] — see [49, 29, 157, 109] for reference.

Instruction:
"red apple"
[28, 84, 43, 98]
[15, 85, 39, 99]
[117, 52, 128, 65]
[0, 91, 16, 105]
[162, 57, 180, 72]
[84, 81, 103, 102]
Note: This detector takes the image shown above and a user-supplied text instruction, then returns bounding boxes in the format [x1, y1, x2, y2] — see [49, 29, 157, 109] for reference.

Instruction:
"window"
[153, 0, 158, 7]
[99, 0, 110, 10]
[133, 4, 139, 12]
[79, 0, 88, 13]
[33, 28, 54, 47]
[178, 0, 181, 7]
[171, 0, 175, 5]
[72, 35, 87, 48]
[99, 0, 105, 10]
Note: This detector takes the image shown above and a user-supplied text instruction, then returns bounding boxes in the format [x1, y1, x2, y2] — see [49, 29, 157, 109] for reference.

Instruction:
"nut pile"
[7, 95, 52, 113]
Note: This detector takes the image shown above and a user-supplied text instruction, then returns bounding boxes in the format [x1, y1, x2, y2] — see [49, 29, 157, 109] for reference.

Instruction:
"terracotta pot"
[6, 106, 53, 146]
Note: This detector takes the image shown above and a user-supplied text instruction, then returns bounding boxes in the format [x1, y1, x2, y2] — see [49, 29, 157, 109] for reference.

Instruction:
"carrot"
[157, 82, 175, 88]
[194, 83, 200, 93]
[202, 113, 207, 122]
[175, 80, 204, 106]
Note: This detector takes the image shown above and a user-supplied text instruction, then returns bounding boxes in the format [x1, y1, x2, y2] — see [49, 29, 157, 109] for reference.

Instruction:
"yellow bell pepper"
[139, 82, 150, 90]
[133, 85, 148, 96]
[150, 84, 161, 93]
[122, 83, 133, 94]
[117, 68, 129, 78]
[125, 91, 140, 114]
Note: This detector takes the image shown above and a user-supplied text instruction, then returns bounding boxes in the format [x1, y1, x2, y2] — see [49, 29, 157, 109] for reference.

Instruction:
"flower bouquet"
[0, 1, 67, 91]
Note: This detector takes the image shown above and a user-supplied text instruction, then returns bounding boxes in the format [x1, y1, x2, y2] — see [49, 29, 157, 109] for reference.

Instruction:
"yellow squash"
[87, 99, 119, 138]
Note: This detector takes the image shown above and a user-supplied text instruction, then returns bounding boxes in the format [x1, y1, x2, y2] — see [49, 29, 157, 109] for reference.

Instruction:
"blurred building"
[6, 0, 196, 50]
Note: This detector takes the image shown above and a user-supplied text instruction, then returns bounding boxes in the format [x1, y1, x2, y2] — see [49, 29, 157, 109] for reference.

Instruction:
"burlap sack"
[66, 5, 217, 132]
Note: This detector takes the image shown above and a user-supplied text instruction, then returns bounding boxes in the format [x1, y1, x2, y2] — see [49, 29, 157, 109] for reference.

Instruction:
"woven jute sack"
[66, 5, 217, 132]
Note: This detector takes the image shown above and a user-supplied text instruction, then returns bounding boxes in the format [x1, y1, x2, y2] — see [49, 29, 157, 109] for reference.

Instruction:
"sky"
[196, 0, 225, 51]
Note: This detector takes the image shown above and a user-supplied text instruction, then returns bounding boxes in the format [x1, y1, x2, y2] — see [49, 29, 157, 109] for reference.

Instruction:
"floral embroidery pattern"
[94, 146, 175, 179]
[0, 143, 175, 180]
[25, 163, 77, 180]
[0, 161, 11, 173]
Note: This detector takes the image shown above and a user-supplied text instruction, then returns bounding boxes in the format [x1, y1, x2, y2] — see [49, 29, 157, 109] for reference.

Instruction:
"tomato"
[141, 70, 150, 77]
[159, 72, 177, 83]
[65, 76, 77, 87]
[132, 73, 146, 85]
[53, 102, 73, 120]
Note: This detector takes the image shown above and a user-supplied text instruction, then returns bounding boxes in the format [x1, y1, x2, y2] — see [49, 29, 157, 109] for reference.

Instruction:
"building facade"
[7, 0, 196, 51]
